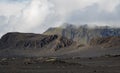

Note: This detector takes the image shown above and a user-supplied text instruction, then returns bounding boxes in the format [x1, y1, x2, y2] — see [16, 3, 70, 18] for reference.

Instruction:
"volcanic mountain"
[0, 24, 120, 57]
[0, 32, 74, 50]
[44, 24, 120, 44]
[0, 32, 76, 57]
[89, 36, 120, 48]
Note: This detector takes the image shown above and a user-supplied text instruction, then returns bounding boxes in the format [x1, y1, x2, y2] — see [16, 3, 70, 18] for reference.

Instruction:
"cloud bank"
[0, 0, 120, 36]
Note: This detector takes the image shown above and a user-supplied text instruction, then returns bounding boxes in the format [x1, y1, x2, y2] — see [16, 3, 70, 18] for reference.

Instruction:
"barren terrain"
[0, 55, 120, 73]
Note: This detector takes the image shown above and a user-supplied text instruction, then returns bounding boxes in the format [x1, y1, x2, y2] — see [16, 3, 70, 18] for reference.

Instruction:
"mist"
[0, 0, 120, 37]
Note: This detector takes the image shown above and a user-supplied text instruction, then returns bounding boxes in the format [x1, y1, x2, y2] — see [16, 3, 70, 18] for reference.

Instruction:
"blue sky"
[0, 0, 120, 36]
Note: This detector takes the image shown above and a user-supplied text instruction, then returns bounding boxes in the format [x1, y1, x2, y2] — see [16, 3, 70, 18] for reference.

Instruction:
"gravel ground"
[0, 56, 120, 73]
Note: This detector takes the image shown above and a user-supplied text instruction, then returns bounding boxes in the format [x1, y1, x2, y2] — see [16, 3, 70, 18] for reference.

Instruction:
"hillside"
[89, 36, 120, 48]
[44, 24, 120, 44]
[0, 32, 119, 57]
[0, 32, 74, 50]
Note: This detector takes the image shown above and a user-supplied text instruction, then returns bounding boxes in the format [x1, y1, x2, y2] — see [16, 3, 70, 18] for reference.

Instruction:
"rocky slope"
[0, 32, 73, 50]
[44, 24, 120, 44]
[89, 36, 120, 48]
[0, 24, 120, 57]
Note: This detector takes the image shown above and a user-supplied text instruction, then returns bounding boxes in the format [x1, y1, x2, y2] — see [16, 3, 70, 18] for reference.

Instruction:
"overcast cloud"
[0, 0, 120, 37]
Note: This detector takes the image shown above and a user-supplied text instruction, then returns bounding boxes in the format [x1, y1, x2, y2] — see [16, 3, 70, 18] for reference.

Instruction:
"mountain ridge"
[0, 24, 120, 57]
[0, 32, 74, 50]
[44, 24, 120, 44]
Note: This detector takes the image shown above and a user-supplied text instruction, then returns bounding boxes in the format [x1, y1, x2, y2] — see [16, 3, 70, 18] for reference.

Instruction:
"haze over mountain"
[0, 1, 120, 73]
[44, 24, 120, 44]
[0, 24, 120, 57]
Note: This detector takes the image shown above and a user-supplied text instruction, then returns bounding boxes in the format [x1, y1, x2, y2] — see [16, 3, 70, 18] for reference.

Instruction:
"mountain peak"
[44, 24, 120, 44]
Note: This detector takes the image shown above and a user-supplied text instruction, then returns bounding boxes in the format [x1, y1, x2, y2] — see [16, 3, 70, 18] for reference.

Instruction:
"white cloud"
[13, 0, 53, 32]
[97, 0, 120, 12]
[0, 0, 53, 34]
[0, 0, 120, 37]
[0, 2, 26, 16]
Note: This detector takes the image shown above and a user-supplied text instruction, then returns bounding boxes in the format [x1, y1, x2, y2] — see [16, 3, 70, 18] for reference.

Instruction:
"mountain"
[44, 24, 120, 44]
[0, 32, 74, 50]
[0, 32, 76, 57]
[89, 36, 120, 48]
[0, 24, 120, 57]
[0, 32, 119, 57]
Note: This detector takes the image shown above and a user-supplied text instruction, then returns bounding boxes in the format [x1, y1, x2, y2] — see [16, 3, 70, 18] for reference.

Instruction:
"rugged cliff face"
[89, 36, 120, 48]
[0, 32, 73, 50]
[44, 24, 120, 44]
[0, 31, 119, 57]
[0, 24, 120, 57]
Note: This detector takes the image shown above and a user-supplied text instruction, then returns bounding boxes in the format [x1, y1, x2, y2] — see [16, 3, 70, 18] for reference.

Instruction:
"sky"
[0, 0, 120, 37]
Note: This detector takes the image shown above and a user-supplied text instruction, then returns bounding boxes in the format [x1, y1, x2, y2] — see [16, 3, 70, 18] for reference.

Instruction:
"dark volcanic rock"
[44, 24, 120, 44]
[52, 37, 73, 51]
[89, 36, 120, 48]
[0, 32, 73, 50]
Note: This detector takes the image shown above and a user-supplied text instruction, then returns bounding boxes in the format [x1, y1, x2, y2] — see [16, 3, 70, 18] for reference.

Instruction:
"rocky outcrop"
[0, 32, 73, 50]
[44, 24, 120, 44]
[89, 36, 120, 48]
[52, 37, 73, 51]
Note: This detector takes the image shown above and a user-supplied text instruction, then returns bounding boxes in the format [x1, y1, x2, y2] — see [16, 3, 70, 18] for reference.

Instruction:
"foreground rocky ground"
[0, 55, 120, 73]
